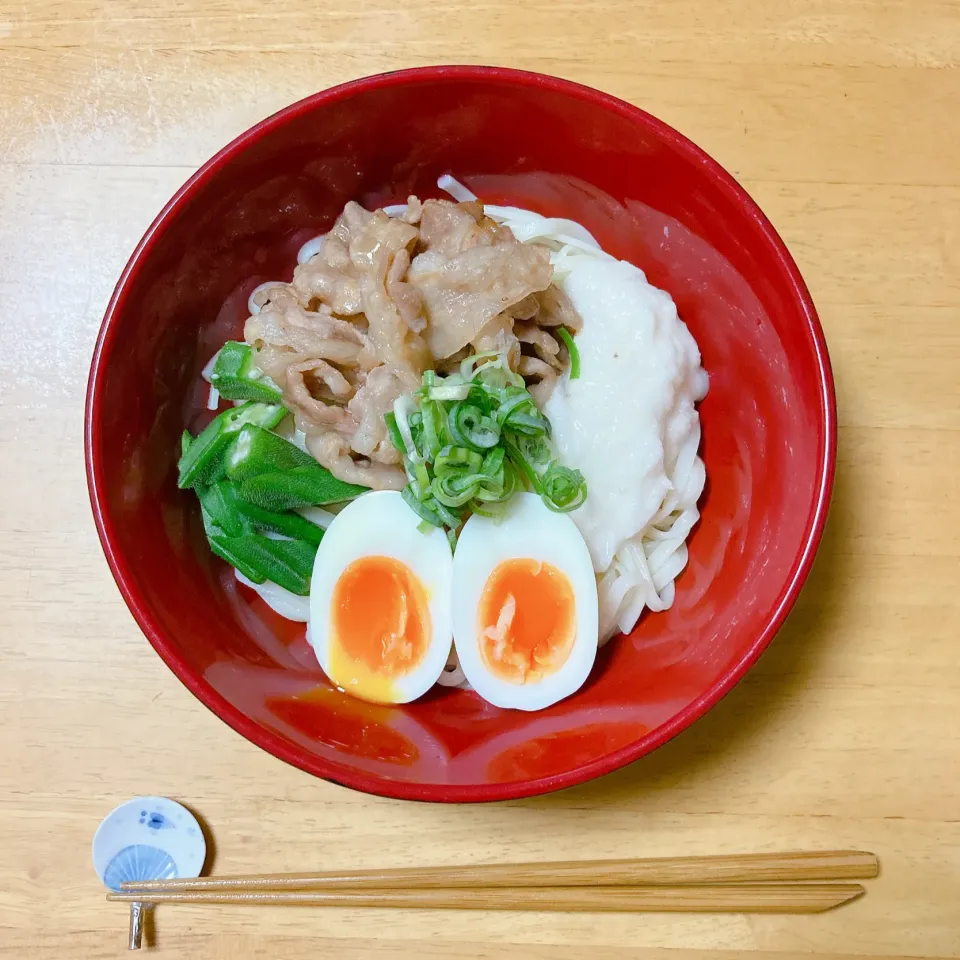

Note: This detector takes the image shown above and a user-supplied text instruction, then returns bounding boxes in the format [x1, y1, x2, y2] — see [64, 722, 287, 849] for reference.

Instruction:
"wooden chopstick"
[107, 882, 865, 913]
[120, 850, 878, 894]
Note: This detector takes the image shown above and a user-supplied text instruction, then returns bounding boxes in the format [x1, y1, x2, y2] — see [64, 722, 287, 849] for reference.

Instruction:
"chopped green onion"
[449, 402, 501, 450]
[471, 473, 505, 501]
[428, 383, 470, 402]
[502, 436, 543, 495]
[432, 473, 478, 508]
[430, 497, 463, 529]
[401, 486, 444, 527]
[384, 348, 588, 541]
[459, 351, 499, 381]
[556, 327, 581, 380]
[503, 411, 549, 436]
[496, 390, 536, 425]
[435, 446, 483, 479]
[420, 400, 444, 459]
[471, 500, 508, 519]
[410, 460, 431, 498]
[514, 434, 553, 469]
[541, 463, 588, 512]
[480, 446, 505, 477]
[383, 412, 406, 456]
[392, 394, 421, 463]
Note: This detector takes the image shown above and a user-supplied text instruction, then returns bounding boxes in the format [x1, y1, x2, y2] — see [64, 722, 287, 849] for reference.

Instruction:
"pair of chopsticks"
[109, 850, 878, 914]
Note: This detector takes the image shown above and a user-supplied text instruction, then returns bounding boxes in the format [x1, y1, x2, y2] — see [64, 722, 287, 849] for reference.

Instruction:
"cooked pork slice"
[245, 341, 303, 383]
[534, 283, 583, 331]
[349, 211, 431, 376]
[385, 248, 426, 333]
[347, 365, 412, 464]
[284, 359, 357, 435]
[471, 313, 520, 372]
[306, 431, 406, 491]
[291, 202, 375, 316]
[244, 286, 369, 383]
[245, 286, 367, 354]
[515, 322, 564, 371]
[506, 293, 540, 322]
[518, 355, 559, 407]
[417, 199, 514, 256]
[408, 200, 553, 359]
[434, 346, 472, 375]
[397, 196, 423, 225]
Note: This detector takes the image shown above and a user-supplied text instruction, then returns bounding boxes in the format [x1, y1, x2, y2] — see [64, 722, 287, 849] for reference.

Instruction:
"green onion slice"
[556, 327, 581, 380]
[448, 402, 500, 451]
[541, 463, 588, 512]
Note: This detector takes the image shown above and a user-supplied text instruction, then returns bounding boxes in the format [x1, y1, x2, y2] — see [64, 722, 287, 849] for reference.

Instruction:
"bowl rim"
[85, 64, 837, 802]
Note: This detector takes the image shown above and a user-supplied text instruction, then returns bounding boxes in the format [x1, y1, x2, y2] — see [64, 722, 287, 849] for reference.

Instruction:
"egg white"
[452, 493, 599, 710]
[308, 491, 453, 704]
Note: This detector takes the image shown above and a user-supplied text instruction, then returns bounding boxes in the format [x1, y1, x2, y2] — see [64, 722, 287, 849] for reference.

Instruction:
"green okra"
[207, 532, 317, 595]
[236, 464, 368, 512]
[209, 341, 283, 403]
[196, 481, 249, 538]
[232, 498, 325, 546]
[225, 424, 316, 482]
[178, 402, 285, 489]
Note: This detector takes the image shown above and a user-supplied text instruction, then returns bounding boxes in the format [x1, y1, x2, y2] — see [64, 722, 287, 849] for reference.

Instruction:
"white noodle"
[483, 206, 603, 250]
[201, 349, 222, 408]
[297, 235, 326, 265]
[275, 415, 310, 452]
[436, 174, 478, 202]
[382, 204, 409, 218]
[296, 506, 336, 530]
[235, 570, 311, 622]
[201, 349, 220, 382]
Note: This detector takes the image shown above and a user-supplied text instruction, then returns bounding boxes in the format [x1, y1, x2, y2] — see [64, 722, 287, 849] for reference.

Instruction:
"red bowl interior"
[86, 66, 835, 801]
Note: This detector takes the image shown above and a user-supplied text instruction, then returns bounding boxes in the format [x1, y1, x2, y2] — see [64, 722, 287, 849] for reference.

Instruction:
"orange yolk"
[330, 556, 430, 703]
[477, 558, 576, 684]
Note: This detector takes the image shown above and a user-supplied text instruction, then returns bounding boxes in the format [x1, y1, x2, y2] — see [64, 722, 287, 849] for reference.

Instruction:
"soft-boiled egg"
[452, 493, 599, 710]
[308, 491, 453, 704]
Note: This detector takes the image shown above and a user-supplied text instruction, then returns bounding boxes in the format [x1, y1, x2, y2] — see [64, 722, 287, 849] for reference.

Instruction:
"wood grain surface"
[1, 1, 959, 958]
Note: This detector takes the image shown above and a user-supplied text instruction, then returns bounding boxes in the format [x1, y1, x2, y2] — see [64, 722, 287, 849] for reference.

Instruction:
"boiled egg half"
[308, 491, 453, 704]
[452, 493, 599, 710]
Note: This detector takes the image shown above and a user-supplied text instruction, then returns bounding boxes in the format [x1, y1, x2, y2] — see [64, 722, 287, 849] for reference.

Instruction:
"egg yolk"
[477, 559, 576, 684]
[329, 556, 431, 703]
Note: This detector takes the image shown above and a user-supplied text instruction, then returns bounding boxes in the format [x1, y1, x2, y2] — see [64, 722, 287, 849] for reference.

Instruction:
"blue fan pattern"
[103, 845, 178, 892]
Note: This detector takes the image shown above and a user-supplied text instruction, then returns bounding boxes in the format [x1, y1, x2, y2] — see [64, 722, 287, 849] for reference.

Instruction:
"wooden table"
[2, 1, 959, 957]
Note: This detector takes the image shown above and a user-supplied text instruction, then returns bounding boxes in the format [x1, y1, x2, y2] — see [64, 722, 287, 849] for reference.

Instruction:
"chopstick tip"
[838, 884, 867, 908]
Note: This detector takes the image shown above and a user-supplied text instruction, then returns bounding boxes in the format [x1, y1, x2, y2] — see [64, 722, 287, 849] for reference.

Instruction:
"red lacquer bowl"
[86, 66, 835, 801]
